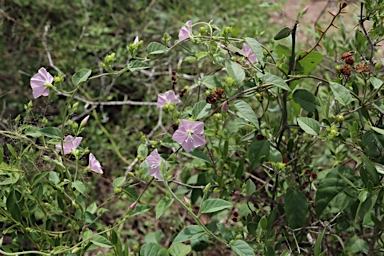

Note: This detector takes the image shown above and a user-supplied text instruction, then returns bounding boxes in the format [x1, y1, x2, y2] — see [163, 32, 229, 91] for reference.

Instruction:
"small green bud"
[205, 90, 211, 96]
[203, 183, 211, 194]
[277, 162, 286, 170]
[28, 101, 33, 108]
[54, 75, 64, 83]
[15, 114, 21, 123]
[375, 61, 382, 70]
[162, 32, 171, 44]
[330, 129, 339, 137]
[42, 117, 48, 125]
[199, 26, 208, 34]
[213, 187, 221, 193]
[225, 77, 235, 87]
[335, 114, 344, 123]
[221, 26, 232, 37]
[114, 187, 122, 194]
[104, 52, 116, 63]
[214, 113, 222, 120]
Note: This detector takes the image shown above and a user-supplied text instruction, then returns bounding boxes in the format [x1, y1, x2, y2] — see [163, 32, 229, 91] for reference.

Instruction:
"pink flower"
[172, 120, 206, 152]
[55, 135, 83, 155]
[146, 149, 165, 180]
[178, 20, 192, 42]
[157, 90, 181, 108]
[30, 67, 53, 99]
[89, 153, 103, 174]
[242, 43, 258, 63]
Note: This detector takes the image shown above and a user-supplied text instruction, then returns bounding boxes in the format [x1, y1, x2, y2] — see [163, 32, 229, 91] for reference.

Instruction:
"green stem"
[162, 177, 228, 246]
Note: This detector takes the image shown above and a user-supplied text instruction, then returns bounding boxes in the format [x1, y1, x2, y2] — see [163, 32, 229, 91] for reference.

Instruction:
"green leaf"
[249, 139, 270, 169]
[137, 144, 148, 158]
[297, 117, 320, 135]
[147, 42, 169, 55]
[127, 60, 149, 71]
[234, 100, 259, 129]
[127, 205, 151, 217]
[182, 149, 213, 165]
[274, 27, 291, 40]
[51, 246, 70, 254]
[246, 179, 256, 195]
[260, 2, 280, 8]
[263, 73, 291, 91]
[155, 196, 174, 219]
[315, 167, 356, 217]
[72, 180, 87, 197]
[356, 189, 379, 221]
[140, 243, 169, 256]
[173, 225, 205, 244]
[201, 75, 221, 89]
[24, 127, 42, 138]
[284, 189, 308, 229]
[72, 68, 92, 86]
[0, 163, 21, 185]
[297, 51, 323, 75]
[370, 76, 383, 89]
[371, 126, 384, 135]
[230, 240, 256, 256]
[269, 146, 282, 163]
[200, 198, 232, 213]
[6, 144, 17, 159]
[6, 188, 22, 222]
[39, 127, 63, 138]
[360, 130, 384, 163]
[113, 176, 126, 188]
[49, 171, 60, 185]
[90, 235, 113, 248]
[329, 82, 352, 106]
[168, 243, 191, 256]
[361, 153, 380, 185]
[192, 101, 211, 120]
[244, 37, 264, 65]
[314, 229, 326, 256]
[374, 162, 384, 175]
[225, 60, 245, 84]
[293, 89, 318, 112]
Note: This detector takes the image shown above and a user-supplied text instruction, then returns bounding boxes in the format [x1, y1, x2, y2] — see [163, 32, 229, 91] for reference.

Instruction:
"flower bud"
[129, 202, 137, 210]
[80, 115, 90, 128]
[104, 52, 116, 63]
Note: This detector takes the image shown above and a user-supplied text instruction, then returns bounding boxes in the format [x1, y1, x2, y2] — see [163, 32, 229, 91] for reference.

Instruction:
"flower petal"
[172, 129, 188, 145]
[146, 149, 163, 180]
[178, 20, 192, 42]
[89, 153, 103, 174]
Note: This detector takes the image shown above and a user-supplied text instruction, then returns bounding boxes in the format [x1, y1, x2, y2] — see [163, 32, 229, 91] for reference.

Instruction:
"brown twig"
[298, 2, 348, 61]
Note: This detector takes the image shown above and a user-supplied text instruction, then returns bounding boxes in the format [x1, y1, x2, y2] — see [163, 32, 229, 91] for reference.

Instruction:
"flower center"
[185, 130, 194, 142]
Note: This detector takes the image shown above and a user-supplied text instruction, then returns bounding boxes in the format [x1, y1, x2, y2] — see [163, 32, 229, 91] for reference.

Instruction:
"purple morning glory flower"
[146, 149, 164, 180]
[55, 135, 83, 155]
[30, 67, 53, 99]
[172, 120, 206, 152]
[242, 43, 258, 63]
[89, 153, 103, 174]
[157, 90, 181, 108]
[178, 20, 192, 42]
